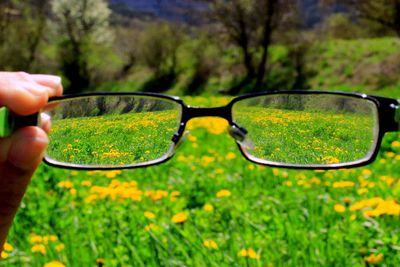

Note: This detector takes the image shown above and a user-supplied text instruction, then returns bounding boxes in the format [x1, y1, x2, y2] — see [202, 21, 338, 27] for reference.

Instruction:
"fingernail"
[26, 84, 47, 96]
[8, 131, 49, 171]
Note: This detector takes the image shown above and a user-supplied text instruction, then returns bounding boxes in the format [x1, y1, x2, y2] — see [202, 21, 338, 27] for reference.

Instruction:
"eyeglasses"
[2, 91, 399, 170]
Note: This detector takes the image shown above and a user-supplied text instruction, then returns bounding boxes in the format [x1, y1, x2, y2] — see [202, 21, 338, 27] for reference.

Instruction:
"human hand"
[0, 72, 63, 254]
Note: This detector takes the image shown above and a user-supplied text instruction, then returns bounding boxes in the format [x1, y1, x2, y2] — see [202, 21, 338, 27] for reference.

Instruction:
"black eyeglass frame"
[13, 90, 400, 170]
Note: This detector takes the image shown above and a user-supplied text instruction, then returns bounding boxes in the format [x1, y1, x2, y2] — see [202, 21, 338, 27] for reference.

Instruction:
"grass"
[1, 96, 400, 266]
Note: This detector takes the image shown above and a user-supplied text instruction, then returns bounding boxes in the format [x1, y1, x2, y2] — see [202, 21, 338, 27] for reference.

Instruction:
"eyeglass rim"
[42, 90, 399, 170]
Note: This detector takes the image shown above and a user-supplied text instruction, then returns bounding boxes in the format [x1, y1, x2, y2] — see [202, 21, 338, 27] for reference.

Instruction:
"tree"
[324, 0, 400, 37]
[51, 0, 113, 93]
[209, 0, 295, 94]
[138, 22, 184, 92]
[0, 0, 48, 71]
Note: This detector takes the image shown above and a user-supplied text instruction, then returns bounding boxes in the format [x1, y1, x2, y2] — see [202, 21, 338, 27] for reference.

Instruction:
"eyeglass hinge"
[390, 102, 400, 130]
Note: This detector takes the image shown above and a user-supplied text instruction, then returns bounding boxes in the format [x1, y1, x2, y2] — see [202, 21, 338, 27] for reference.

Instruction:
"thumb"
[0, 126, 48, 249]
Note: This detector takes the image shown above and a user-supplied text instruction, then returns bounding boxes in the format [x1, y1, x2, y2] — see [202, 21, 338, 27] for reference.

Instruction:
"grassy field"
[1, 96, 400, 266]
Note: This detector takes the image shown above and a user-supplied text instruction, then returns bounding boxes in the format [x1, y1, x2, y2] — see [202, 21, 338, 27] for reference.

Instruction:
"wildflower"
[58, 181, 73, 189]
[171, 212, 188, 224]
[247, 248, 260, 260]
[334, 204, 346, 213]
[1, 251, 8, 259]
[332, 181, 355, 188]
[203, 239, 218, 250]
[144, 223, 158, 231]
[170, 191, 180, 201]
[203, 203, 214, 212]
[3, 242, 13, 251]
[216, 189, 231, 198]
[55, 243, 65, 252]
[31, 244, 46, 254]
[81, 180, 92, 187]
[364, 253, 383, 264]
[357, 188, 368, 195]
[144, 211, 156, 219]
[238, 248, 260, 260]
[283, 181, 293, 187]
[226, 152, 236, 160]
[392, 140, 400, 148]
[238, 249, 248, 257]
[44, 261, 65, 267]
[30, 234, 43, 243]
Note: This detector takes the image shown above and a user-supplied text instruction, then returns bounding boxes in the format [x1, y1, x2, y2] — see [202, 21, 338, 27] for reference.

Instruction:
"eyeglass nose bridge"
[171, 105, 233, 144]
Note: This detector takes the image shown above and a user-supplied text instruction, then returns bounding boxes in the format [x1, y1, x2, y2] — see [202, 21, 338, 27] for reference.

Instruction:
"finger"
[30, 74, 63, 97]
[0, 82, 48, 116]
[0, 127, 48, 245]
[40, 113, 52, 134]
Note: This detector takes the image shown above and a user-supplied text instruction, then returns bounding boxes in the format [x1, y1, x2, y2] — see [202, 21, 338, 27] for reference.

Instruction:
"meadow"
[1, 96, 400, 267]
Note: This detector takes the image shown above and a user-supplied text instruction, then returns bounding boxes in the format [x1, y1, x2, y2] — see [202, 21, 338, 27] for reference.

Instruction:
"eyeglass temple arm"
[0, 107, 39, 138]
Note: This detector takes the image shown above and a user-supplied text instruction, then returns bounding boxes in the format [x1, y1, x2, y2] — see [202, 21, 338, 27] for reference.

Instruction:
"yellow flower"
[144, 211, 156, 219]
[203, 203, 214, 212]
[58, 181, 73, 189]
[238, 248, 260, 260]
[386, 151, 395, 158]
[332, 181, 355, 188]
[283, 181, 293, 187]
[104, 170, 121, 178]
[44, 261, 65, 267]
[31, 244, 46, 254]
[3, 242, 13, 251]
[226, 152, 236, 160]
[203, 239, 218, 250]
[216, 189, 231, 198]
[247, 248, 260, 260]
[1, 251, 9, 259]
[364, 253, 383, 264]
[55, 243, 65, 252]
[334, 204, 346, 213]
[144, 223, 158, 231]
[357, 188, 368, 195]
[171, 212, 188, 224]
[30, 235, 43, 243]
[392, 140, 400, 148]
[238, 249, 248, 257]
[81, 180, 92, 187]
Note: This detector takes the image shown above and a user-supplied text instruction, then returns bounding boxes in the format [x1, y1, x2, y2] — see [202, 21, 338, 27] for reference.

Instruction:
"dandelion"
[203, 239, 218, 250]
[44, 261, 65, 267]
[144, 211, 156, 219]
[238, 248, 260, 260]
[30, 234, 43, 243]
[283, 181, 293, 187]
[334, 204, 346, 213]
[58, 181, 73, 189]
[3, 242, 13, 251]
[203, 203, 214, 212]
[332, 181, 355, 188]
[392, 140, 400, 147]
[1, 251, 9, 259]
[81, 180, 92, 187]
[171, 212, 188, 224]
[31, 244, 46, 254]
[55, 243, 65, 252]
[144, 223, 158, 231]
[364, 253, 383, 265]
[216, 189, 231, 198]
[226, 152, 236, 160]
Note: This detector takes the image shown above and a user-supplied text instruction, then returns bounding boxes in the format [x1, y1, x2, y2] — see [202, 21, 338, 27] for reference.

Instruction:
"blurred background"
[1, 0, 400, 97]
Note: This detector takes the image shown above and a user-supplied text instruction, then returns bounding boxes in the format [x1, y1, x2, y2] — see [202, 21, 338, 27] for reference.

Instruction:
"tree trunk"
[254, 0, 275, 91]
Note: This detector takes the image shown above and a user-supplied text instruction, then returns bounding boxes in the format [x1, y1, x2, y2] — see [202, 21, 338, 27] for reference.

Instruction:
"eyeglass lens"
[43, 95, 182, 167]
[232, 94, 379, 166]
